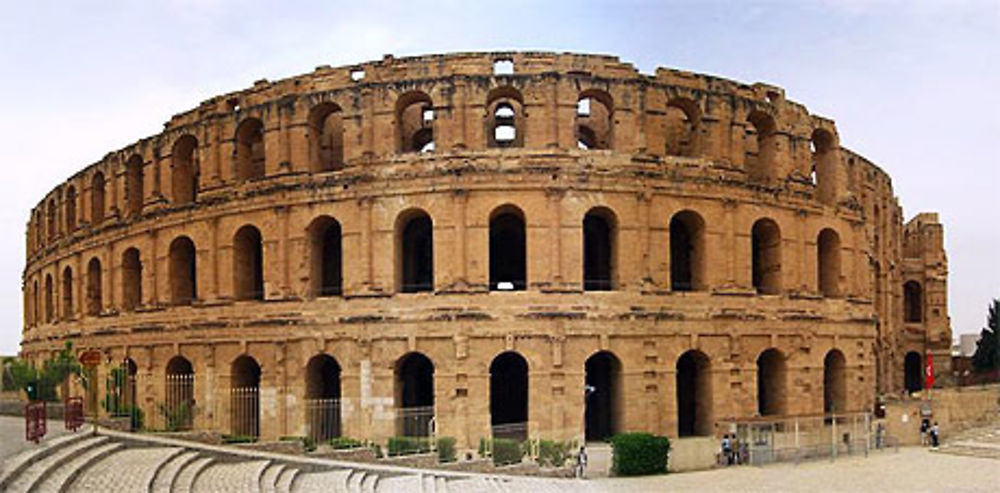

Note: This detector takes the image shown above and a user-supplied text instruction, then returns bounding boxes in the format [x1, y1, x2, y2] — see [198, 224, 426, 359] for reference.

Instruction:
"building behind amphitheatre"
[20, 51, 952, 447]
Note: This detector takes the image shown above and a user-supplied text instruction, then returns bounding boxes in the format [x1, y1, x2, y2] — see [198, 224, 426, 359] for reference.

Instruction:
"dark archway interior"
[824, 350, 847, 413]
[752, 219, 782, 294]
[490, 352, 528, 433]
[585, 351, 620, 441]
[757, 349, 787, 416]
[170, 237, 197, 304]
[904, 281, 923, 323]
[234, 226, 264, 300]
[397, 353, 434, 408]
[230, 355, 261, 437]
[306, 354, 342, 399]
[904, 351, 923, 392]
[489, 212, 526, 290]
[122, 248, 142, 311]
[583, 212, 613, 291]
[677, 350, 712, 437]
[401, 215, 433, 292]
[320, 221, 342, 296]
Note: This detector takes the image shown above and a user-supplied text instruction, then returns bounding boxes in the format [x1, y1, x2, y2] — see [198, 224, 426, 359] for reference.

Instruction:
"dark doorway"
[757, 349, 787, 416]
[396, 352, 434, 436]
[583, 209, 615, 291]
[399, 212, 433, 293]
[489, 208, 526, 291]
[305, 354, 342, 441]
[490, 352, 529, 440]
[234, 225, 264, 300]
[231, 355, 261, 438]
[904, 351, 923, 393]
[677, 350, 712, 437]
[585, 351, 621, 441]
[824, 350, 847, 414]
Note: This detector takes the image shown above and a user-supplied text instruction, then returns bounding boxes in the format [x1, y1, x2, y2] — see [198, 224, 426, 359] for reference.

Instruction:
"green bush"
[538, 439, 574, 467]
[610, 432, 670, 476]
[387, 436, 432, 456]
[9, 342, 81, 402]
[437, 436, 457, 463]
[221, 434, 258, 444]
[158, 400, 195, 432]
[491, 438, 524, 466]
[329, 437, 364, 450]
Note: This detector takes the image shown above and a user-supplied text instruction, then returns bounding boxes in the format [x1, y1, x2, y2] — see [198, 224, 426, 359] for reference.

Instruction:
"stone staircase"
[933, 422, 1000, 461]
[0, 430, 596, 492]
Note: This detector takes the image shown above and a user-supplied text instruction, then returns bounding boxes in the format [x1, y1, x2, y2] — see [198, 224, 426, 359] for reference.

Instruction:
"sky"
[0, 0, 997, 355]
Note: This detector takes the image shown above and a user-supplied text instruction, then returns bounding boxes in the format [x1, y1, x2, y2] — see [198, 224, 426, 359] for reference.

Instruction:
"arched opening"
[904, 351, 923, 392]
[109, 358, 139, 430]
[308, 217, 342, 297]
[230, 355, 261, 438]
[32, 280, 39, 326]
[308, 103, 345, 172]
[486, 87, 524, 148]
[670, 210, 706, 291]
[583, 208, 616, 291]
[172, 135, 199, 204]
[752, 218, 782, 295]
[122, 248, 142, 311]
[396, 91, 434, 153]
[86, 258, 102, 316]
[65, 186, 77, 232]
[165, 356, 194, 431]
[91, 172, 105, 224]
[490, 352, 529, 440]
[664, 98, 700, 157]
[235, 118, 265, 181]
[904, 281, 923, 323]
[233, 225, 264, 301]
[576, 90, 613, 150]
[757, 349, 787, 416]
[585, 351, 622, 441]
[169, 236, 197, 305]
[397, 210, 433, 293]
[395, 352, 434, 437]
[47, 199, 57, 239]
[676, 350, 712, 437]
[125, 155, 144, 217]
[61, 266, 73, 319]
[823, 349, 847, 414]
[818, 229, 841, 298]
[489, 206, 526, 291]
[305, 354, 342, 441]
[812, 129, 836, 204]
[746, 111, 777, 182]
[44, 274, 53, 323]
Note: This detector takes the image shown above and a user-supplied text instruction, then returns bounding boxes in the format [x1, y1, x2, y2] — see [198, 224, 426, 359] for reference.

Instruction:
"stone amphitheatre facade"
[21, 52, 951, 447]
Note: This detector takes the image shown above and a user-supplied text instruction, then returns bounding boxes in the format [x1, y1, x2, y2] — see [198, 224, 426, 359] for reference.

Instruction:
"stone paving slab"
[68, 446, 184, 493]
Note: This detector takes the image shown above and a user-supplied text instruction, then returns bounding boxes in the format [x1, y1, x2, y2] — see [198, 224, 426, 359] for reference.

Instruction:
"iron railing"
[305, 398, 342, 442]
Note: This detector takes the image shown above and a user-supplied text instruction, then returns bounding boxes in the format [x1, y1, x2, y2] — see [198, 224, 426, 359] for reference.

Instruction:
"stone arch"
[61, 266, 73, 319]
[746, 110, 777, 182]
[171, 135, 199, 204]
[233, 225, 264, 301]
[676, 349, 712, 437]
[235, 118, 265, 181]
[165, 355, 194, 431]
[110, 358, 139, 428]
[904, 351, 923, 392]
[44, 274, 53, 323]
[169, 236, 197, 305]
[47, 199, 57, 239]
[670, 210, 706, 291]
[811, 128, 837, 204]
[757, 348, 787, 416]
[665, 97, 700, 157]
[396, 209, 434, 293]
[65, 186, 77, 232]
[823, 349, 847, 414]
[122, 247, 142, 311]
[125, 155, 144, 217]
[32, 279, 39, 326]
[576, 89, 613, 150]
[585, 350, 622, 441]
[86, 257, 102, 316]
[486, 86, 525, 148]
[305, 354, 342, 441]
[396, 91, 434, 153]
[489, 204, 526, 291]
[583, 207, 617, 291]
[307, 216, 342, 297]
[91, 171, 106, 224]
[395, 352, 435, 436]
[904, 281, 923, 323]
[752, 218, 782, 294]
[489, 351, 529, 440]
[230, 355, 261, 438]
[308, 102, 345, 172]
[818, 228, 841, 298]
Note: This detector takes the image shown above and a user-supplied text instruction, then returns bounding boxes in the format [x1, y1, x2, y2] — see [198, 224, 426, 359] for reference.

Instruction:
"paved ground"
[0, 416, 70, 462]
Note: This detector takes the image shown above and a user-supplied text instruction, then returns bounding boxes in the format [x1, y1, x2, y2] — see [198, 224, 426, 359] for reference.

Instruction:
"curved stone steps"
[4, 435, 108, 492]
[290, 468, 351, 493]
[361, 471, 379, 493]
[174, 456, 215, 493]
[0, 433, 89, 489]
[193, 459, 271, 492]
[38, 441, 123, 493]
[260, 462, 287, 493]
[67, 446, 184, 493]
[275, 464, 300, 493]
[375, 474, 420, 493]
[446, 477, 498, 493]
[152, 450, 201, 493]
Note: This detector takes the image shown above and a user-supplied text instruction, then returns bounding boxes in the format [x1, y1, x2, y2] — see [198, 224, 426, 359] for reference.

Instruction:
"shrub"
[221, 434, 257, 444]
[437, 436, 457, 463]
[329, 437, 364, 450]
[158, 400, 195, 432]
[387, 436, 432, 456]
[491, 438, 524, 466]
[610, 432, 670, 476]
[538, 439, 574, 467]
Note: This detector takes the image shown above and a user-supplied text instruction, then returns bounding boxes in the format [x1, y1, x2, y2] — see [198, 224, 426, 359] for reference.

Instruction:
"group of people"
[719, 434, 746, 465]
[920, 418, 940, 448]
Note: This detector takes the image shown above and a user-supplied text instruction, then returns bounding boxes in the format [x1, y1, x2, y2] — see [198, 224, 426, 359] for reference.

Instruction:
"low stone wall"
[0, 398, 65, 419]
[669, 436, 718, 472]
[309, 446, 378, 462]
[882, 384, 1000, 446]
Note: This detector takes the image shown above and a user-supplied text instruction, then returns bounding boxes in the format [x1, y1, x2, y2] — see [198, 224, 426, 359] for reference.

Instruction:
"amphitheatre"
[19, 51, 952, 452]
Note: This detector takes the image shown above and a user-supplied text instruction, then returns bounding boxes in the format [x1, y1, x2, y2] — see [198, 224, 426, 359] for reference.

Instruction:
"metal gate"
[305, 398, 341, 443]
[230, 386, 259, 438]
[397, 406, 434, 437]
[164, 373, 194, 431]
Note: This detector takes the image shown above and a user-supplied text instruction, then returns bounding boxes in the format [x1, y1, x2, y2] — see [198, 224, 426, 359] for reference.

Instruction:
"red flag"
[925, 352, 934, 389]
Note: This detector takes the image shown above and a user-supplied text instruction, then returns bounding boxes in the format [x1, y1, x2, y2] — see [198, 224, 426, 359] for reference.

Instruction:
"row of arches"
[25, 207, 848, 326]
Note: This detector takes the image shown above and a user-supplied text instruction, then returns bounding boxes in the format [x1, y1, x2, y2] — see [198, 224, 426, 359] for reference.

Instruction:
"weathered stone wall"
[882, 384, 1000, 445]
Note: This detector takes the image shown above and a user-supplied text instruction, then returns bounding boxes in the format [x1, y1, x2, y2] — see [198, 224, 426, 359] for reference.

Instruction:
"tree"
[8, 341, 82, 401]
[972, 299, 999, 372]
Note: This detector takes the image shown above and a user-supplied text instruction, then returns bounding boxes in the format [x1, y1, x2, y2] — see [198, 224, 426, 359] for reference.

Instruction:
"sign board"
[79, 350, 102, 367]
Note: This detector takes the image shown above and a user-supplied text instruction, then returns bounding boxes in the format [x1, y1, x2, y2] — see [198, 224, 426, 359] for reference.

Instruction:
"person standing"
[920, 417, 930, 446]
[575, 445, 588, 479]
[931, 422, 940, 448]
[721, 434, 732, 465]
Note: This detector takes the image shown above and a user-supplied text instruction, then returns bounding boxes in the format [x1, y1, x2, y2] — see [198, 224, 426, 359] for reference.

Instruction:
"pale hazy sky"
[1, 1, 998, 354]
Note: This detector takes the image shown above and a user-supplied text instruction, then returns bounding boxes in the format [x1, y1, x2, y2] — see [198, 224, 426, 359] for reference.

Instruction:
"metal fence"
[397, 406, 434, 437]
[162, 373, 195, 431]
[305, 398, 341, 442]
[230, 386, 259, 438]
[492, 422, 528, 441]
[719, 413, 873, 466]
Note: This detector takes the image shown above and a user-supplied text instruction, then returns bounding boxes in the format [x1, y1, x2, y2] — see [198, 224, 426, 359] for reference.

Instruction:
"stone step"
[276, 464, 300, 493]
[67, 446, 184, 493]
[446, 477, 495, 493]
[193, 459, 271, 492]
[0, 432, 90, 489]
[375, 474, 421, 493]
[37, 441, 122, 493]
[4, 435, 108, 492]
[361, 470, 379, 493]
[151, 450, 201, 493]
[291, 468, 352, 493]
[347, 469, 366, 493]
[261, 462, 287, 493]
[174, 456, 216, 493]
